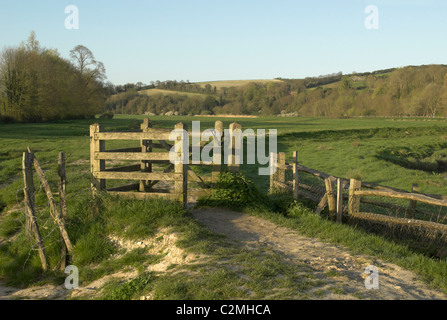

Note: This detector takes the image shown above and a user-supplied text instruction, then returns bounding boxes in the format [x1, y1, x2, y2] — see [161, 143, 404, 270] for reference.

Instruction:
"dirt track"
[192, 208, 447, 300]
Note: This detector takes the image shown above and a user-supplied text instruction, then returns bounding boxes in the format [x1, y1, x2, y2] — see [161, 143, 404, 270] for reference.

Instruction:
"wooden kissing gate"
[90, 118, 241, 205]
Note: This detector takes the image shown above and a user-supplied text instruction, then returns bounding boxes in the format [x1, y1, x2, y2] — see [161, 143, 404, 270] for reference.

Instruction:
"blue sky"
[1, 0, 447, 85]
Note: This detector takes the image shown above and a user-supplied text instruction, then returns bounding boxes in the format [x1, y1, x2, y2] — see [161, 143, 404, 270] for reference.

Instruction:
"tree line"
[106, 65, 447, 118]
[0, 32, 107, 122]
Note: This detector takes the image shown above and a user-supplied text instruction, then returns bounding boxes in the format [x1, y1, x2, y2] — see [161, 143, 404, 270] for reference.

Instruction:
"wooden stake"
[292, 151, 299, 200]
[336, 178, 343, 223]
[58, 152, 68, 270]
[269, 152, 276, 194]
[277, 152, 286, 192]
[22, 151, 48, 271]
[22, 151, 34, 239]
[325, 177, 336, 216]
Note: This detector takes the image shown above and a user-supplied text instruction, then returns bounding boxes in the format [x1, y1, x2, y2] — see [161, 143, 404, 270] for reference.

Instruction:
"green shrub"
[102, 272, 153, 300]
[99, 111, 114, 119]
[197, 171, 269, 210]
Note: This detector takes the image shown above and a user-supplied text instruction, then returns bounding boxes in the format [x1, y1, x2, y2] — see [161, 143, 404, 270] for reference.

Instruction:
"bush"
[99, 111, 114, 119]
[197, 171, 269, 210]
[0, 115, 16, 124]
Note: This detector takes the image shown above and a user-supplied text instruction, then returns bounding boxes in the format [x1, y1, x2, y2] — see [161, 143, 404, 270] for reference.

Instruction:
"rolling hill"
[106, 65, 447, 118]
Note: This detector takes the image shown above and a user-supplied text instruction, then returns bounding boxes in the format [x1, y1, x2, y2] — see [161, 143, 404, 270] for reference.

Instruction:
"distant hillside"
[139, 88, 207, 98]
[105, 65, 447, 118]
[195, 79, 283, 90]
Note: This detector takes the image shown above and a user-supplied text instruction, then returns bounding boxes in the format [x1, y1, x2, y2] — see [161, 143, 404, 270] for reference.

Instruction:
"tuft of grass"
[72, 233, 117, 267]
[101, 272, 154, 300]
[0, 210, 22, 238]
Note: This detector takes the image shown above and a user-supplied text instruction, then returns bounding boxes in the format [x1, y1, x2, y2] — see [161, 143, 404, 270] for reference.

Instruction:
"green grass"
[195, 79, 283, 90]
[139, 88, 207, 98]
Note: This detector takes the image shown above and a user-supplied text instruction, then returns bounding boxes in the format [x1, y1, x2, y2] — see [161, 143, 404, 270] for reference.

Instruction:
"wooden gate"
[90, 118, 241, 205]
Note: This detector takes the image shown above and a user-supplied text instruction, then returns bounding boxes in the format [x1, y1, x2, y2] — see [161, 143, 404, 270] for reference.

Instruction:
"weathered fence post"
[212, 120, 223, 184]
[325, 177, 336, 216]
[410, 183, 419, 209]
[336, 178, 344, 223]
[228, 122, 241, 172]
[277, 152, 286, 192]
[140, 118, 152, 192]
[348, 179, 362, 216]
[269, 152, 277, 194]
[58, 152, 68, 270]
[292, 151, 299, 200]
[90, 123, 105, 193]
[22, 151, 49, 271]
[174, 123, 188, 206]
[22, 151, 34, 239]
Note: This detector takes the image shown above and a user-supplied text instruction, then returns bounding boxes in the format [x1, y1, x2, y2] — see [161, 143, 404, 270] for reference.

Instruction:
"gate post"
[90, 123, 105, 194]
[140, 118, 152, 192]
[212, 120, 223, 184]
[228, 122, 241, 172]
[348, 179, 362, 216]
[174, 122, 188, 206]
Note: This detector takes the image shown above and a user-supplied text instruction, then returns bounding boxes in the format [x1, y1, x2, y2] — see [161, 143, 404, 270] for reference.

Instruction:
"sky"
[1, 0, 447, 85]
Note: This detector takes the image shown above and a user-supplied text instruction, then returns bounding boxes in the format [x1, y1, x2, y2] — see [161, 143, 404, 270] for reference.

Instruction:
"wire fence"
[273, 151, 447, 258]
[6, 143, 93, 271]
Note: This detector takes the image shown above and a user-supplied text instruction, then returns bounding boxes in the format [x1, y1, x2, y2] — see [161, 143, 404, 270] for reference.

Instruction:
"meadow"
[1, 115, 447, 298]
[1, 114, 446, 233]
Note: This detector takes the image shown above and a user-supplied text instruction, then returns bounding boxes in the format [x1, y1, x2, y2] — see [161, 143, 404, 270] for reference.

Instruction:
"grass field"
[1, 115, 447, 297]
[194, 79, 283, 89]
[1, 114, 446, 219]
[138, 88, 207, 98]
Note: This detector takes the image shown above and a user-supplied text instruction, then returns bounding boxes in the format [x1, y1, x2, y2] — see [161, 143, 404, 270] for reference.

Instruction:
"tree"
[69, 45, 106, 116]
[419, 83, 444, 118]
[0, 33, 107, 122]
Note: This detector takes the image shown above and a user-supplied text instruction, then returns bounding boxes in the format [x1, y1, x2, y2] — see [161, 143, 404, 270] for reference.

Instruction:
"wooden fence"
[270, 151, 447, 232]
[22, 148, 71, 271]
[90, 118, 241, 205]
